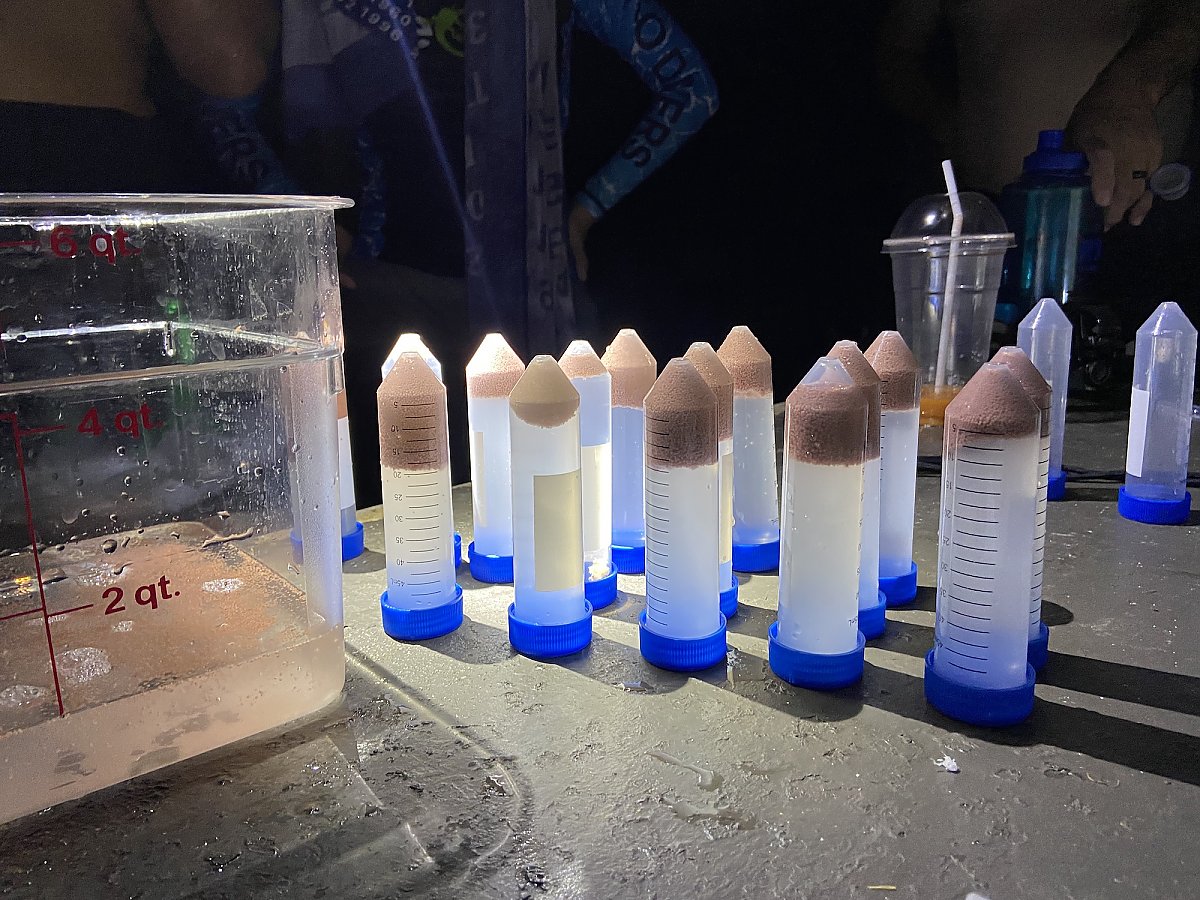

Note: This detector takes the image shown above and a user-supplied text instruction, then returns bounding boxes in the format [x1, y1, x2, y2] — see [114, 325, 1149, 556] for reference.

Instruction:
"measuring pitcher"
[0, 195, 350, 824]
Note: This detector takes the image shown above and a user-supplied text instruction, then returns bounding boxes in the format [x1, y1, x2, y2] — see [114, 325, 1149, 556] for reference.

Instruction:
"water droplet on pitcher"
[253, 466, 264, 477]
[101, 539, 117, 553]
[116, 446, 126, 456]
[80, 508, 90, 518]
[124, 476, 133, 486]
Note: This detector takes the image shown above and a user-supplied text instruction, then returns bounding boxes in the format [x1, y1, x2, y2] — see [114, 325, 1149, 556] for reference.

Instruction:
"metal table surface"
[3, 413, 1198, 900]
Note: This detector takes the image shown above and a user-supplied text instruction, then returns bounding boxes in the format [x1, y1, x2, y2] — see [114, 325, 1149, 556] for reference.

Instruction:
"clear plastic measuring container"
[0, 195, 349, 824]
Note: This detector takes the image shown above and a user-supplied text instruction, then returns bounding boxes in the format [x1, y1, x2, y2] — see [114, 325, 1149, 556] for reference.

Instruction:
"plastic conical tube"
[992, 346, 1052, 670]
[684, 342, 738, 618]
[377, 352, 462, 640]
[466, 334, 525, 581]
[925, 363, 1039, 726]
[718, 326, 780, 572]
[639, 359, 727, 671]
[1119, 302, 1197, 524]
[507, 357, 592, 658]
[865, 331, 920, 605]
[828, 341, 887, 638]
[602, 329, 657, 574]
[334, 390, 364, 558]
[1017, 299, 1072, 500]
[770, 357, 867, 689]
[560, 340, 617, 609]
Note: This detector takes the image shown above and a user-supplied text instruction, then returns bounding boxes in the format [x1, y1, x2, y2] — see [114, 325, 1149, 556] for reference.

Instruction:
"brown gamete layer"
[683, 342, 733, 441]
[864, 331, 919, 412]
[509, 355, 580, 428]
[991, 346, 1051, 438]
[644, 358, 718, 467]
[602, 329, 657, 408]
[945, 363, 1039, 442]
[559, 340, 608, 379]
[717, 325, 773, 398]
[786, 379, 869, 466]
[828, 340, 881, 458]
[467, 333, 525, 398]
[378, 352, 449, 472]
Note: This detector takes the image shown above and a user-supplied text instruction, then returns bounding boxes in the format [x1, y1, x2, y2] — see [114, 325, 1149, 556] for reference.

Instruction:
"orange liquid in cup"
[919, 385, 961, 426]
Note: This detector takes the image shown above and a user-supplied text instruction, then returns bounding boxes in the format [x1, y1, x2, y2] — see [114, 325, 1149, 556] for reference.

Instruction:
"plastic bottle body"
[1124, 307, 1197, 504]
[878, 407, 919, 576]
[934, 431, 1039, 690]
[468, 395, 515, 557]
[1017, 302, 1072, 492]
[510, 414, 586, 626]
[777, 459, 862, 653]
[382, 465, 457, 607]
[731, 395, 780, 546]
[611, 405, 645, 548]
[644, 462, 722, 640]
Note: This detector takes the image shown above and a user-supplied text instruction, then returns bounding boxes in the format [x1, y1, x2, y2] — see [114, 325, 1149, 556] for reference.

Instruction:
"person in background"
[0, 1, 279, 193]
[878, 0, 1199, 228]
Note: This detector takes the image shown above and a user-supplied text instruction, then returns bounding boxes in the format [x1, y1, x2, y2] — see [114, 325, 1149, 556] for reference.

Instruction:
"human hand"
[568, 203, 598, 282]
[1067, 83, 1163, 228]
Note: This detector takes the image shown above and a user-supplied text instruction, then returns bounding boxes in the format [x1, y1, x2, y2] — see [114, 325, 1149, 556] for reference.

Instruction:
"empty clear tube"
[770, 357, 867, 689]
[865, 331, 920, 606]
[684, 342, 738, 618]
[828, 341, 887, 638]
[335, 389, 365, 560]
[639, 359, 727, 671]
[602, 329, 657, 575]
[1119, 301, 1197, 525]
[925, 363, 1039, 727]
[718, 325, 780, 573]
[560, 340, 617, 609]
[1017, 298, 1073, 500]
[507, 356, 592, 658]
[992, 346, 1052, 670]
[466, 333, 525, 582]
[377, 352, 462, 640]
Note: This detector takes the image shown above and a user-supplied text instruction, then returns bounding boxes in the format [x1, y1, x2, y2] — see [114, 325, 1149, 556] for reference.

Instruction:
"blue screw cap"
[638, 610, 728, 672]
[1047, 470, 1067, 501]
[468, 541, 514, 583]
[732, 538, 780, 573]
[381, 584, 463, 641]
[880, 561, 918, 607]
[720, 581, 739, 619]
[508, 601, 593, 660]
[341, 521, 365, 561]
[585, 567, 619, 610]
[612, 543, 645, 575]
[1118, 486, 1191, 525]
[1029, 621, 1050, 671]
[860, 589, 888, 639]
[768, 624, 865, 690]
[924, 649, 1036, 727]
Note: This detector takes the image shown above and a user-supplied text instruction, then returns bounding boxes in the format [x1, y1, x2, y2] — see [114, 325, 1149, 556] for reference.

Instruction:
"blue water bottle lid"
[1023, 129, 1087, 175]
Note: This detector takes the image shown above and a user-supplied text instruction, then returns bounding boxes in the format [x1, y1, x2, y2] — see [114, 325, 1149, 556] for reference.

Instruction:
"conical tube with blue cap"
[377, 352, 463, 640]
[1118, 301, 1196, 525]
[507, 356, 593, 658]
[683, 342, 738, 618]
[466, 334, 525, 582]
[383, 333, 461, 566]
[334, 390, 365, 560]
[770, 357, 867, 689]
[865, 331, 921, 606]
[639, 358, 727, 671]
[925, 363, 1039, 726]
[718, 326, 780, 573]
[992, 346, 1053, 671]
[1017, 299, 1072, 500]
[828, 341, 887, 638]
[603, 329, 657, 575]
[560, 340, 618, 609]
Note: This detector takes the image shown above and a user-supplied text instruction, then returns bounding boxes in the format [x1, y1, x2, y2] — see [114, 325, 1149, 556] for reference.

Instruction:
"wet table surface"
[3, 411, 1199, 900]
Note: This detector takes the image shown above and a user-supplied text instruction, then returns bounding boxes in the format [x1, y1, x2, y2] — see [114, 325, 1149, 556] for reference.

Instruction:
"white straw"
[934, 159, 963, 390]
